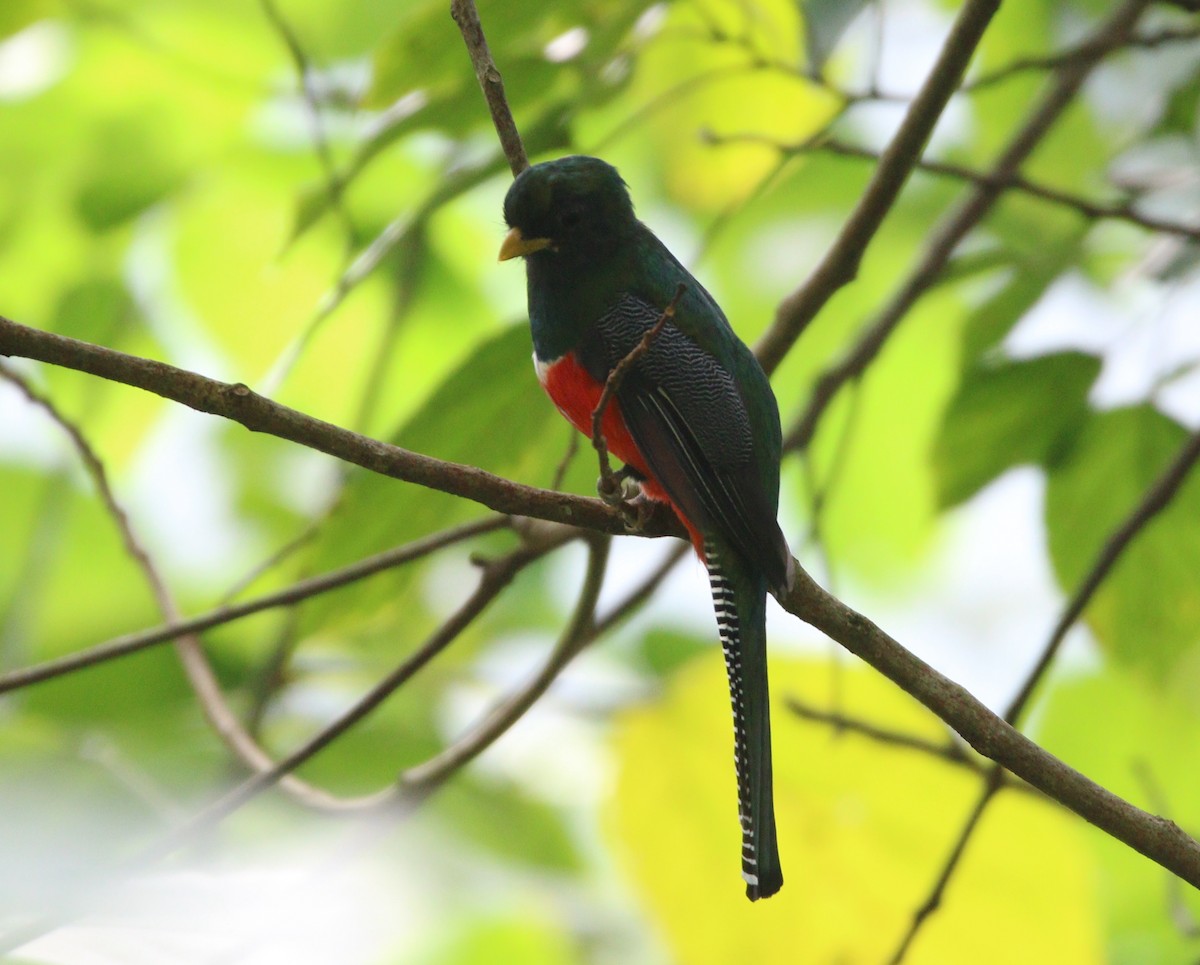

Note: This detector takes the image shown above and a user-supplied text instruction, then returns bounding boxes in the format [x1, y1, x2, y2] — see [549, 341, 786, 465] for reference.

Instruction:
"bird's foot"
[597, 467, 650, 531]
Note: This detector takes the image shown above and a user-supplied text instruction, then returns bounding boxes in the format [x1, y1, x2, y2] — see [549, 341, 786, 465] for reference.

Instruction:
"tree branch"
[782, 0, 1154, 454]
[402, 534, 611, 792]
[710, 133, 1200, 243]
[137, 533, 566, 860]
[779, 561, 1200, 889]
[886, 770, 1005, 964]
[450, 0, 528, 175]
[0, 314, 685, 541]
[1006, 424, 1200, 723]
[0, 362, 357, 809]
[755, 0, 1002, 375]
[965, 24, 1200, 93]
[259, 0, 356, 241]
[0, 516, 508, 695]
[886, 418, 1200, 961]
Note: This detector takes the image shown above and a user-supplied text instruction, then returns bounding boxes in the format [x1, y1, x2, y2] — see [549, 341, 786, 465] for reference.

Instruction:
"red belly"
[537, 351, 704, 552]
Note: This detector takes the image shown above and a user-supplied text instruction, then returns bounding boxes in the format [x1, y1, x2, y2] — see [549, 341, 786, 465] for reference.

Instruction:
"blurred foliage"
[1, 0, 1200, 961]
[610, 658, 1101, 963]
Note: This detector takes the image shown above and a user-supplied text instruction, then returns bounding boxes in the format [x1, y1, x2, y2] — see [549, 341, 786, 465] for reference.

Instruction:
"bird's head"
[499, 155, 636, 263]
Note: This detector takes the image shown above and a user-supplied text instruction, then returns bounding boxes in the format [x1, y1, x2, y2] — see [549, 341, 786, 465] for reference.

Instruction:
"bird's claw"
[596, 469, 651, 531]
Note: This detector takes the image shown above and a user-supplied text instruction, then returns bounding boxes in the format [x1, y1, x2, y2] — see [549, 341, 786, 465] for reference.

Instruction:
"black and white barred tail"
[705, 540, 783, 900]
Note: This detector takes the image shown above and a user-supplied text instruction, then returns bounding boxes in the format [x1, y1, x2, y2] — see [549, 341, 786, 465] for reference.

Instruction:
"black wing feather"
[580, 295, 788, 588]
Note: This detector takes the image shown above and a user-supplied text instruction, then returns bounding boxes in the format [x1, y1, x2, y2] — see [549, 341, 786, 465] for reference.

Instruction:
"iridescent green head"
[499, 155, 636, 263]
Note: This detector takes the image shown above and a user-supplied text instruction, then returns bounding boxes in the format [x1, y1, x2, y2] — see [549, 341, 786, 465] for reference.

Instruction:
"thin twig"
[886, 771, 1005, 964]
[755, 0, 1002, 375]
[592, 542, 690, 638]
[0, 516, 509, 695]
[824, 140, 1200, 243]
[782, 0, 1154, 456]
[402, 535, 611, 791]
[965, 24, 1200, 92]
[0, 538, 559, 958]
[259, 0, 356, 240]
[0, 362, 352, 810]
[786, 697, 974, 769]
[260, 110, 569, 394]
[450, 0, 528, 175]
[591, 284, 686, 493]
[550, 425, 580, 492]
[243, 604, 304, 738]
[218, 518, 323, 605]
[1005, 424, 1200, 724]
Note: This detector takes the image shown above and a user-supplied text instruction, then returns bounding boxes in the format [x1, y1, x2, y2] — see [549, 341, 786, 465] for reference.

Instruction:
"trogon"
[499, 155, 791, 900]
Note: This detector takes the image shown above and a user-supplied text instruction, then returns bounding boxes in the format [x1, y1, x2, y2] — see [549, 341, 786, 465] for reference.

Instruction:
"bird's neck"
[526, 245, 632, 362]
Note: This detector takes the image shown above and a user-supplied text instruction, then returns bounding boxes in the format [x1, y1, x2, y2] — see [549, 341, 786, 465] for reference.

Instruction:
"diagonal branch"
[0, 361, 425, 811]
[0, 516, 509, 695]
[755, 0, 1002, 375]
[0, 314, 685, 541]
[402, 534, 611, 792]
[782, 0, 1155, 455]
[780, 558, 1200, 890]
[259, 0, 356, 240]
[1006, 424, 1200, 724]
[136, 533, 566, 859]
[710, 133, 1200, 243]
[451, 0, 528, 175]
[965, 24, 1200, 93]
[886, 420, 1200, 962]
[0, 534, 564, 957]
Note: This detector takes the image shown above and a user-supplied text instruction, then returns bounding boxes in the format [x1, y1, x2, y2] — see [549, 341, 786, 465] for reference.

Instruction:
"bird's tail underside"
[704, 539, 782, 901]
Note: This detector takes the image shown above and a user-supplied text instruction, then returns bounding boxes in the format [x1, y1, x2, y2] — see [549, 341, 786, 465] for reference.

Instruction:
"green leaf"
[802, 0, 871, 73]
[1037, 670, 1200, 961]
[438, 777, 582, 872]
[423, 911, 576, 965]
[301, 324, 560, 628]
[0, 0, 51, 39]
[934, 351, 1101, 508]
[961, 213, 1086, 360]
[1152, 64, 1200, 137]
[73, 115, 187, 232]
[637, 628, 709, 678]
[1045, 405, 1200, 678]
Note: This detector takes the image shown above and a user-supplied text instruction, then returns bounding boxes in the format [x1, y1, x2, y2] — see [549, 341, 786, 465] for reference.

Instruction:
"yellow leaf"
[606, 656, 1100, 963]
[622, 0, 839, 209]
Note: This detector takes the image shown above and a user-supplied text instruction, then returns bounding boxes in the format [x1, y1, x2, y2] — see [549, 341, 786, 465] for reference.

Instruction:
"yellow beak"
[498, 226, 553, 261]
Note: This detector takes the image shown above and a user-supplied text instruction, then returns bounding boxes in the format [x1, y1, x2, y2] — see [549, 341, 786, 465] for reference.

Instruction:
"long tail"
[704, 539, 782, 900]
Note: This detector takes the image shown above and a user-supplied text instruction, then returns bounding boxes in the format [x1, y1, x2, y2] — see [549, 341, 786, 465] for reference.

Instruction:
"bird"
[499, 155, 792, 900]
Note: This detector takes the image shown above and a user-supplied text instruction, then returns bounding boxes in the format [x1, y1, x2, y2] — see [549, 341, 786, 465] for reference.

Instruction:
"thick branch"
[755, 0, 1001, 374]
[779, 564, 1200, 888]
[0, 315, 684, 541]
[887, 414, 1200, 963]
